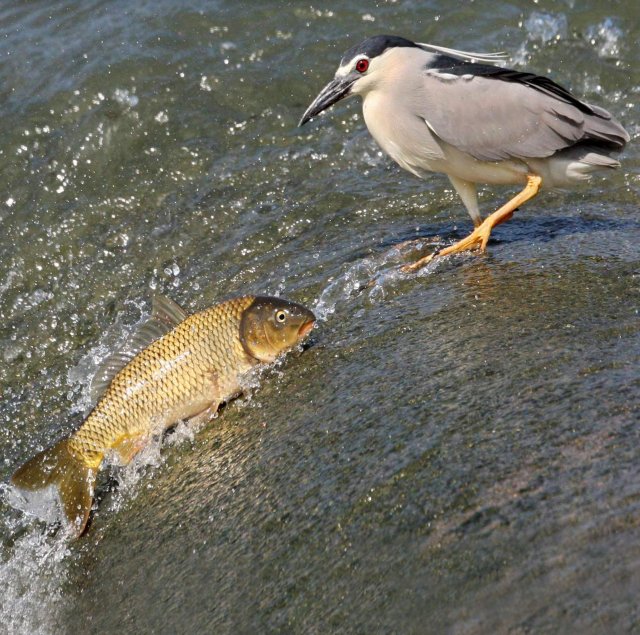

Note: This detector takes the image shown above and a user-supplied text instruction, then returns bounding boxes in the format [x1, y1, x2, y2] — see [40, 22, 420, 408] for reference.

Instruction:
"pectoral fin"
[112, 434, 148, 465]
[186, 402, 221, 429]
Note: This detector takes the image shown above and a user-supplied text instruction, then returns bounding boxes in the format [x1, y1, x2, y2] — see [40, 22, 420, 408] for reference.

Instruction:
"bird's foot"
[400, 251, 437, 273]
[400, 174, 542, 274]
[439, 222, 492, 255]
[401, 222, 492, 272]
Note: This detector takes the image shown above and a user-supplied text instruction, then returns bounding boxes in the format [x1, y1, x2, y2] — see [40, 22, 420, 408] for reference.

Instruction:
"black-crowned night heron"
[299, 35, 630, 271]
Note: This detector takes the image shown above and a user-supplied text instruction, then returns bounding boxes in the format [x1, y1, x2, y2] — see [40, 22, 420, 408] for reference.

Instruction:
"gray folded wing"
[418, 59, 630, 163]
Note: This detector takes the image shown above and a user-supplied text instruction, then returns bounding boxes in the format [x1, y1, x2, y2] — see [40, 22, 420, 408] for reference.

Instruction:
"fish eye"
[355, 58, 369, 73]
[275, 310, 287, 323]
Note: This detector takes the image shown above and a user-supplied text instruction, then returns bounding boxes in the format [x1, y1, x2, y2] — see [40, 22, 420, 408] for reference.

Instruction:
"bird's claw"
[400, 228, 489, 273]
[400, 251, 437, 273]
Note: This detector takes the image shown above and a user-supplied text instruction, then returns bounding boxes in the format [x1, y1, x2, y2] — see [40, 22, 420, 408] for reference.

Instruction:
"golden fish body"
[72, 296, 257, 468]
[11, 294, 315, 537]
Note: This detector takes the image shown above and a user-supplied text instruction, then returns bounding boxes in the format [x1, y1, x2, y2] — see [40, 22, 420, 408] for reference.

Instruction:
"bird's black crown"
[341, 34, 419, 65]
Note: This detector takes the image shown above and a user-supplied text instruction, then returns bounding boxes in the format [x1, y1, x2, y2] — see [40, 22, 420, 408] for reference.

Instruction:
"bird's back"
[417, 47, 628, 162]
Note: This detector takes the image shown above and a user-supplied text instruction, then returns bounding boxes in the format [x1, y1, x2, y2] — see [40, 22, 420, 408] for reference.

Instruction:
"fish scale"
[10, 294, 315, 538]
[69, 296, 255, 466]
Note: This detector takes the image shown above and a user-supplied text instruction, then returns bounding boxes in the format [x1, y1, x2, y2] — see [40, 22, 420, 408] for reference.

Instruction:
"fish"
[9, 294, 315, 538]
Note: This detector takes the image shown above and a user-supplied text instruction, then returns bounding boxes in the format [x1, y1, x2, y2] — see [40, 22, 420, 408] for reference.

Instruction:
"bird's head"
[299, 35, 420, 126]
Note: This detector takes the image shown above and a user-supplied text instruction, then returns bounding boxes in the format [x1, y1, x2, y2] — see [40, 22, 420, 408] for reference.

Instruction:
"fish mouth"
[297, 319, 315, 338]
[299, 76, 355, 126]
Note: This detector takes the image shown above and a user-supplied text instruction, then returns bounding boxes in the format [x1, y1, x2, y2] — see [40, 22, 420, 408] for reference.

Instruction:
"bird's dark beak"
[299, 76, 354, 126]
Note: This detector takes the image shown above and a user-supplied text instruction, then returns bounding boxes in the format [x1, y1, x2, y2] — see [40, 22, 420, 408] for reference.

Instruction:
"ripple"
[585, 18, 624, 58]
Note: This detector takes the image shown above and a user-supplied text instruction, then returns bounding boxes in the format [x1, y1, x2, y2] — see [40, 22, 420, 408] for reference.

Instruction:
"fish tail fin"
[11, 438, 96, 538]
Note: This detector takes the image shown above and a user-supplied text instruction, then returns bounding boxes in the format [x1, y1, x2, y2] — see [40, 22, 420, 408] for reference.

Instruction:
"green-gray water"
[1, 1, 638, 633]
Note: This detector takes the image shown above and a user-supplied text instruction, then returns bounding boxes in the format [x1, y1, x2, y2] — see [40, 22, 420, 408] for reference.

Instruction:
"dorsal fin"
[90, 295, 189, 403]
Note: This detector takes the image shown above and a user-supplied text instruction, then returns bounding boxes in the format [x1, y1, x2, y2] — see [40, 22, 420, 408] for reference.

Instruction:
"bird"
[299, 35, 630, 271]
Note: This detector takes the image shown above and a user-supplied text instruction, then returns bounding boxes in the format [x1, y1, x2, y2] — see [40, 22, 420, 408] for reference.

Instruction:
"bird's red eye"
[355, 58, 369, 73]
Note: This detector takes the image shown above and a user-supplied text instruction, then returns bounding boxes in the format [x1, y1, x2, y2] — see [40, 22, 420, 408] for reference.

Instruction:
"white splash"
[113, 88, 139, 109]
[513, 11, 568, 65]
[314, 239, 441, 320]
[525, 11, 568, 44]
[0, 491, 71, 635]
[586, 18, 623, 58]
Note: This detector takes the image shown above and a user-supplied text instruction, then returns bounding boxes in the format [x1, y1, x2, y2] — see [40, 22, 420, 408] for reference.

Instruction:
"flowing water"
[0, 1, 638, 633]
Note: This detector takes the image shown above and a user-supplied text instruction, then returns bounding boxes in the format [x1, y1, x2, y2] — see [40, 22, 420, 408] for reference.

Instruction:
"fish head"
[240, 296, 316, 363]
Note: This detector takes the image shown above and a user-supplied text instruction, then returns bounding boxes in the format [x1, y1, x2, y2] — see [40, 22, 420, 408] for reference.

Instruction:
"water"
[0, 0, 638, 632]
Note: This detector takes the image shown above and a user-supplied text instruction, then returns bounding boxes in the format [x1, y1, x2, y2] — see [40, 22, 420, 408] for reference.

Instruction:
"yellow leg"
[402, 175, 542, 273]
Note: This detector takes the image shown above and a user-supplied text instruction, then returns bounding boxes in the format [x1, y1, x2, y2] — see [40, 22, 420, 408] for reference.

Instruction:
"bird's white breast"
[362, 91, 445, 178]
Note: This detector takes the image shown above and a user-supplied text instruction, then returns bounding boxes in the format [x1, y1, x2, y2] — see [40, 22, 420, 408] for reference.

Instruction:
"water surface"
[0, 1, 638, 633]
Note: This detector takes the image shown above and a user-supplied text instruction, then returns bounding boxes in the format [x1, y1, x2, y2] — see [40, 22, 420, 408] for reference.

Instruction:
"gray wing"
[418, 61, 629, 162]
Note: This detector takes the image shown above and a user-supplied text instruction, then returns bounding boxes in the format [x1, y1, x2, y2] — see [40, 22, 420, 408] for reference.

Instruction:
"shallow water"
[0, 1, 638, 633]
